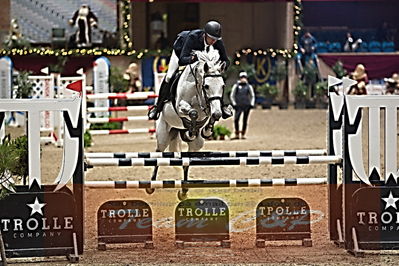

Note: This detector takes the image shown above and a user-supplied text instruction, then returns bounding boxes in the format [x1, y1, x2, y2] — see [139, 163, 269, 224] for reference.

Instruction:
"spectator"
[384, 73, 399, 95]
[155, 32, 169, 50]
[344, 32, 362, 52]
[348, 64, 368, 95]
[124, 63, 142, 93]
[69, 4, 98, 48]
[296, 31, 319, 74]
[230, 71, 255, 140]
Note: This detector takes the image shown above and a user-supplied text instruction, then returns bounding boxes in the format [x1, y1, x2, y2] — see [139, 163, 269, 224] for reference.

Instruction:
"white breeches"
[166, 50, 179, 82]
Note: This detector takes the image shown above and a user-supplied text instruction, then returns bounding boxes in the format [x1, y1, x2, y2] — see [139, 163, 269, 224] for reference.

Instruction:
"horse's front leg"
[177, 100, 199, 141]
[178, 136, 205, 201]
[147, 119, 170, 194]
[201, 116, 216, 139]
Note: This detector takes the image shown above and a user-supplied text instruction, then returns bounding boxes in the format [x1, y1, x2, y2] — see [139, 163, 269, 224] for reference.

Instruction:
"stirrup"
[148, 106, 160, 120]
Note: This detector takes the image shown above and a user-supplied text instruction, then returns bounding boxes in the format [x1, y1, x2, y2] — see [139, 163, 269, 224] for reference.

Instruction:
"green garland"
[1, 0, 302, 61]
[233, 0, 303, 64]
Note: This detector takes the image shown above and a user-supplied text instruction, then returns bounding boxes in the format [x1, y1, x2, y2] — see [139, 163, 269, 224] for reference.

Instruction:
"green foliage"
[0, 136, 20, 198]
[315, 80, 328, 97]
[293, 80, 308, 99]
[84, 131, 92, 148]
[302, 63, 318, 86]
[9, 136, 28, 179]
[257, 83, 279, 98]
[270, 61, 287, 82]
[223, 60, 255, 81]
[332, 61, 347, 79]
[212, 124, 232, 139]
[49, 56, 68, 73]
[14, 71, 34, 98]
[110, 66, 129, 93]
[89, 121, 122, 130]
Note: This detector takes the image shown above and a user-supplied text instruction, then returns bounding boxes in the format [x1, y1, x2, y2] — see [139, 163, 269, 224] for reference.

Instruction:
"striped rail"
[85, 149, 327, 159]
[85, 155, 342, 167]
[87, 106, 150, 112]
[87, 92, 158, 101]
[85, 177, 328, 189]
[88, 116, 150, 123]
[88, 128, 156, 135]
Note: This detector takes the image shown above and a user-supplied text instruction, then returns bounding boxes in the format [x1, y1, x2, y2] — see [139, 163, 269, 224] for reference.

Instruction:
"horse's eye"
[204, 85, 210, 90]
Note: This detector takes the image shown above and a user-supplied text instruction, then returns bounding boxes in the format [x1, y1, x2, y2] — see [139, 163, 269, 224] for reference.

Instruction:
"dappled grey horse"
[149, 48, 227, 199]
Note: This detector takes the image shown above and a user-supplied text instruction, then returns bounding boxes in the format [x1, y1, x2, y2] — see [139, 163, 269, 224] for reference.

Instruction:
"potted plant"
[257, 83, 278, 109]
[332, 60, 347, 79]
[212, 125, 232, 140]
[293, 80, 308, 109]
[270, 60, 288, 108]
[314, 80, 328, 109]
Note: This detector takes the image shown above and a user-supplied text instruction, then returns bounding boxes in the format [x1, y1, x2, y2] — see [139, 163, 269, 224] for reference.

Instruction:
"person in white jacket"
[230, 71, 255, 139]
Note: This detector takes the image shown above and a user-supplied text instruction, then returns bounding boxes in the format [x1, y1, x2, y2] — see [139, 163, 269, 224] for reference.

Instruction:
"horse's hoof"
[177, 190, 188, 201]
[201, 128, 213, 139]
[184, 131, 196, 141]
[146, 188, 155, 194]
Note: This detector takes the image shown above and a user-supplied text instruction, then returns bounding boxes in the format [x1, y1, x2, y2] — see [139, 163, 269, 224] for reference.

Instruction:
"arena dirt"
[9, 107, 399, 265]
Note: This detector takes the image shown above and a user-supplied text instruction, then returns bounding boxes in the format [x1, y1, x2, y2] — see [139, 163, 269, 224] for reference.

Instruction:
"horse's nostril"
[213, 112, 222, 120]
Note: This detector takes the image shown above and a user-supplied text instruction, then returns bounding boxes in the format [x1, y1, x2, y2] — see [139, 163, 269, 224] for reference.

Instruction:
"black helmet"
[204, 21, 222, 40]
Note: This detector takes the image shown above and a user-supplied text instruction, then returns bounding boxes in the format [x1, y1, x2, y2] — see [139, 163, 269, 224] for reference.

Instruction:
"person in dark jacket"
[148, 20, 230, 120]
[230, 72, 255, 139]
[69, 4, 98, 47]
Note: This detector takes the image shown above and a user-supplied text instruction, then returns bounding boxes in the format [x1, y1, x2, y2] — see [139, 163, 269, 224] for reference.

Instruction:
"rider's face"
[205, 35, 217, 46]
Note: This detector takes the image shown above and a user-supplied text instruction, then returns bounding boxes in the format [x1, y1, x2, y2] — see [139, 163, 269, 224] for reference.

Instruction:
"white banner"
[93, 57, 110, 117]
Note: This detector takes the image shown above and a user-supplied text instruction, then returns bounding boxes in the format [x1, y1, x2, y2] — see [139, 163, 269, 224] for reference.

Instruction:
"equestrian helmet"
[204, 21, 222, 40]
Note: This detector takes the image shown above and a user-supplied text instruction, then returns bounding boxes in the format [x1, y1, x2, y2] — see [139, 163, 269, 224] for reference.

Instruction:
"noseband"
[202, 74, 224, 105]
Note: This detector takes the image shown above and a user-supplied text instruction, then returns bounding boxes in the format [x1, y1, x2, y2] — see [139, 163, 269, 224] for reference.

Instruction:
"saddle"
[168, 69, 183, 105]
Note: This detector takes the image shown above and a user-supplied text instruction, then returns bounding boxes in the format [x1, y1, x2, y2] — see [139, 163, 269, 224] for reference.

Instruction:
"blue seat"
[368, 41, 382, 52]
[358, 41, 368, 52]
[317, 42, 328, 53]
[328, 42, 342, 52]
[382, 41, 395, 52]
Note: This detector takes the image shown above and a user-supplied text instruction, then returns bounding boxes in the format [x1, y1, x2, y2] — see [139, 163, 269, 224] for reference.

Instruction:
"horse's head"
[195, 48, 226, 121]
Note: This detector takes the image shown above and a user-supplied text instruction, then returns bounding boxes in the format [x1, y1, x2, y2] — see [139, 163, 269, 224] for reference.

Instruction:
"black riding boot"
[148, 80, 170, 120]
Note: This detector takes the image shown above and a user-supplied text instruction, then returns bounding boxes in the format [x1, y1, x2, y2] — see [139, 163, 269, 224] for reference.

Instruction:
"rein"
[189, 64, 224, 116]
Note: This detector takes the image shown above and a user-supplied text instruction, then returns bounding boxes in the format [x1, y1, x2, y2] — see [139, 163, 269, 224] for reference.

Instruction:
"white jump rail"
[85, 155, 342, 167]
[88, 128, 156, 135]
[87, 106, 150, 112]
[85, 149, 327, 159]
[86, 92, 158, 101]
[85, 177, 328, 189]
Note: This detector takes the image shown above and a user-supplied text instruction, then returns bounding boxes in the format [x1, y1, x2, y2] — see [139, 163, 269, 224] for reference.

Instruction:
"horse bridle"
[189, 63, 224, 115]
[202, 74, 224, 114]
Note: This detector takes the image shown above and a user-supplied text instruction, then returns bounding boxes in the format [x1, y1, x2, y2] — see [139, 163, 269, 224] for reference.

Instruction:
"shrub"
[257, 83, 278, 98]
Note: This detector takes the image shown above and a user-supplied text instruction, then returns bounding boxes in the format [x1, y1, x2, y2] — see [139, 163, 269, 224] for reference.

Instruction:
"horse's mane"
[196, 48, 221, 66]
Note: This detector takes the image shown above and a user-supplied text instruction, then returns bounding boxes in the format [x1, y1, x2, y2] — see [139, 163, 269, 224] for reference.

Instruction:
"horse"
[149, 48, 227, 199]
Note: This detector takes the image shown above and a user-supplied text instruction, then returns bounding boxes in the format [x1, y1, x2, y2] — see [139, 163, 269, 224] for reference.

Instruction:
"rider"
[148, 20, 230, 120]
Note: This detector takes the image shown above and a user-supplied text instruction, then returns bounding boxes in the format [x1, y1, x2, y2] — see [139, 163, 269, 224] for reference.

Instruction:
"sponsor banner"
[256, 198, 311, 241]
[97, 200, 152, 244]
[353, 186, 399, 244]
[175, 198, 229, 242]
[0, 186, 76, 256]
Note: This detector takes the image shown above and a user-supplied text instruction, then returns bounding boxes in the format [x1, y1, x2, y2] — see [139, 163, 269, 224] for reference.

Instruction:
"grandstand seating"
[382, 41, 395, 52]
[307, 27, 396, 53]
[368, 41, 382, 52]
[11, 0, 117, 45]
[328, 42, 342, 53]
[316, 42, 328, 53]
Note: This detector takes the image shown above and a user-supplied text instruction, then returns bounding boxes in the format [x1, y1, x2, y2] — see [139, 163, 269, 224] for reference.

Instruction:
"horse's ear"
[204, 62, 209, 73]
